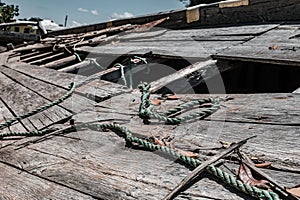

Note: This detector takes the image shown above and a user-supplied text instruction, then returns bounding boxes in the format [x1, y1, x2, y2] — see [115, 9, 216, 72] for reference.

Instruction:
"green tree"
[0, 1, 19, 23]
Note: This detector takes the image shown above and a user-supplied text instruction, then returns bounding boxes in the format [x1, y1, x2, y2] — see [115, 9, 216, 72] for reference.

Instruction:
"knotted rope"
[138, 82, 220, 124]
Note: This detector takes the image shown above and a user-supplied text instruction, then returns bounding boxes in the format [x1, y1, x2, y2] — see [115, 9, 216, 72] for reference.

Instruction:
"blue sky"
[3, 0, 184, 27]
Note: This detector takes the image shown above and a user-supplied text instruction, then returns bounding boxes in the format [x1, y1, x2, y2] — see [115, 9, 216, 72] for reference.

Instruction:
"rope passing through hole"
[138, 82, 221, 124]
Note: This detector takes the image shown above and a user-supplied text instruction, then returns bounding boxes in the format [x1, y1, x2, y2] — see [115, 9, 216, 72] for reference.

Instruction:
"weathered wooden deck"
[1, 1, 300, 199]
[0, 62, 299, 199]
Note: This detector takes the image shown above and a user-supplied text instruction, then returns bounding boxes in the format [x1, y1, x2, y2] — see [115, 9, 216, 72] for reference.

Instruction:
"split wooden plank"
[0, 162, 96, 199]
[148, 60, 216, 93]
[0, 72, 72, 131]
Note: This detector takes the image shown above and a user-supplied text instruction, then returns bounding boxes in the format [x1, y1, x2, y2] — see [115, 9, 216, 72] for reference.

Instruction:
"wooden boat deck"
[1, 2, 300, 199]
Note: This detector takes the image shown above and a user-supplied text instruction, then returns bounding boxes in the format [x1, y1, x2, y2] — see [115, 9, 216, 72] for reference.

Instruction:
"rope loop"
[138, 82, 220, 124]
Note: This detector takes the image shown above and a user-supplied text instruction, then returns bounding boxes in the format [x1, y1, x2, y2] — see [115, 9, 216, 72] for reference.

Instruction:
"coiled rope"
[138, 82, 220, 124]
[0, 82, 76, 131]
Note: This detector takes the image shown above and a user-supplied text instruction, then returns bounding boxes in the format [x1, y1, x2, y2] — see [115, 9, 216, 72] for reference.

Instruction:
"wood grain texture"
[5, 63, 129, 103]
[214, 25, 300, 65]
[0, 72, 71, 131]
[0, 65, 94, 114]
[0, 89, 299, 199]
[0, 162, 96, 200]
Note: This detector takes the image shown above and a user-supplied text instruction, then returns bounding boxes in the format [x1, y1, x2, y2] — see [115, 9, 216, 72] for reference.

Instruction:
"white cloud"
[91, 9, 99, 16]
[78, 7, 89, 12]
[110, 12, 134, 19]
[71, 20, 84, 27]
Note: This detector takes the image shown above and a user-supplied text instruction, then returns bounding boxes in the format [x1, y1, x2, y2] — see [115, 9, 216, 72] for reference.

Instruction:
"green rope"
[0, 80, 280, 199]
[74, 52, 82, 62]
[128, 61, 133, 89]
[87, 58, 106, 70]
[76, 122, 280, 200]
[114, 56, 148, 88]
[0, 82, 76, 130]
[138, 82, 220, 124]
[0, 128, 59, 139]
[114, 63, 128, 86]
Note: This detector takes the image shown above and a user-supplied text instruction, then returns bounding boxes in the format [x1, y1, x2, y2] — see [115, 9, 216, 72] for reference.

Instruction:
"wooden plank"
[0, 72, 72, 131]
[58, 60, 90, 73]
[0, 65, 94, 114]
[0, 99, 28, 148]
[21, 51, 54, 63]
[76, 79, 130, 102]
[13, 43, 51, 52]
[78, 40, 241, 59]
[0, 162, 96, 199]
[0, 132, 254, 200]
[0, 92, 299, 199]
[213, 45, 300, 66]
[219, 0, 249, 8]
[148, 60, 216, 93]
[112, 92, 300, 125]
[2, 117, 299, 199]
[123, 24, 278, 42]
[20, 50, 42, 60]
[5, 63, 129, 104]
[5, 62, 89, 89]
[213, 25, 300, 65]
[29, 52, 66, 65]
[90, 92, 300, 165]
[40, 55, 77, 69]
[0, 52, 9, 65]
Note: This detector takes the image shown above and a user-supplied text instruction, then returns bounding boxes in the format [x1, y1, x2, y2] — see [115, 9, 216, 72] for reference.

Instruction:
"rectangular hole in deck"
[195, 61, 300, 94]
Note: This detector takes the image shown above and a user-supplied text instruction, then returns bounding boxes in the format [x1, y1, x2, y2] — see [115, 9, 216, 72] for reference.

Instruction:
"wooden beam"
[58, 60, 90, 73]
[149, 60, 216, 93]
[29, 52, 65, 65]
[22, 51, 55, 63]
[39, 55, 77, 69]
